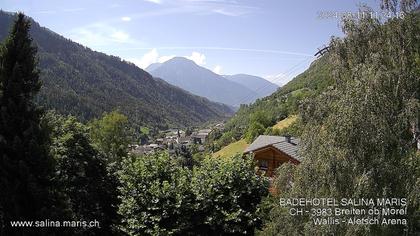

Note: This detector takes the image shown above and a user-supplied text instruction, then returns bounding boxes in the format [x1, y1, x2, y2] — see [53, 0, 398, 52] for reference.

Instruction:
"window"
[259, 160, 268, 170]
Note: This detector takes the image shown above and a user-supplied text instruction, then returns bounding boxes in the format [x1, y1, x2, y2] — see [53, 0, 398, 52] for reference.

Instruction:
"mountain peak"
[148, 57, 263, 107]
[146, 58, 197, 73]
[166, 57, 197, 65]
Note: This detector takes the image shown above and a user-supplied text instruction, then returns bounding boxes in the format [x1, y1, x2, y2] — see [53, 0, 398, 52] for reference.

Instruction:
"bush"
[118, 153, 269, 235]
[191, 155, 269, 235]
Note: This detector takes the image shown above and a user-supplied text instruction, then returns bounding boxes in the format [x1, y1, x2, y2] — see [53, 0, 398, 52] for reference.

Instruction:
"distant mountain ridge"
[0, 11, 233, 128]
[214, 54, 333, 149]
[146, 57, 262, 107]
[223, 74, 278, 98]
[146, 62, 163, 72]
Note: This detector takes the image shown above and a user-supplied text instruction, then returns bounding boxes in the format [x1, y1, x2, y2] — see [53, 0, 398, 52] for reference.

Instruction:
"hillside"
[213, 115, 297, 158]
[272, 115, 298, 130]
[0, 11, 233, 129]
[212, 139, 248, 159]
[213, 55, 333, 149]
[223, 74, 279, 98]
[147, 57, 260, 107]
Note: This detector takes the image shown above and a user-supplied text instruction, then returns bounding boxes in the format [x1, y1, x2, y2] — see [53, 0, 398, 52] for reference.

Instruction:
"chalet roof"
[244, 135, 301, 162]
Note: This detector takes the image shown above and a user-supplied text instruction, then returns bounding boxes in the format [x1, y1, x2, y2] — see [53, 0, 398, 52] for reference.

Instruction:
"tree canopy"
[118, 153, 269, 235]
[260, 6, 420, 235]
[0, 13, 64, 235]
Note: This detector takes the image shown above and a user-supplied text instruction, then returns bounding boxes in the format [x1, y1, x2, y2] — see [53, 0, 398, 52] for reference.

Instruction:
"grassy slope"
[273, 115, 298, 130]
[213, 139, 248, 158]
[213, 115, 298, 158]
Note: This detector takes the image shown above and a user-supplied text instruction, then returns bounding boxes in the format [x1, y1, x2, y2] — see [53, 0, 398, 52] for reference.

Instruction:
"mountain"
[0, 11, 233, 129]
[223, 74, 279, 98]
[146, 62, 163, 72]
[212, 55, 333, 149]
[146, 57, 260, 107]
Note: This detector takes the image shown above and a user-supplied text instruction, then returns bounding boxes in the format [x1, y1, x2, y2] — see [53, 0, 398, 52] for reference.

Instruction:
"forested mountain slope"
[211, 55, 333, 149]
[0, 11, 233, 129]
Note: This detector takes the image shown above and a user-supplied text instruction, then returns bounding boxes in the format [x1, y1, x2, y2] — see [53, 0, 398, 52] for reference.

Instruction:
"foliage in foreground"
[44, 112, 121, 235]
[0, 13, 68, 235]
[118, 153, 269, 235]
[260, 5, 420, 236]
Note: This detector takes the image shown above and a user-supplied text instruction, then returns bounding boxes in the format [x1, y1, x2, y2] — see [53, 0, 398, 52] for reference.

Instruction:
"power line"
[234, 56, 314, 106]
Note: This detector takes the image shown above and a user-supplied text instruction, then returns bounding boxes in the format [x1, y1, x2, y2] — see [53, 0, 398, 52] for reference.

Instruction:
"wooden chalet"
[243, 135, 301, 177]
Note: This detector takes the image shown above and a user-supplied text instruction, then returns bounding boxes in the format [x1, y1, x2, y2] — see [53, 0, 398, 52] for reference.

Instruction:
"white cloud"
[186, 51, 206, 66]
[68, 24, 139, 48]
[129, 49, 211, 69]
[129, 49, 175, 69]
[213, 65, 222, 74]
[150, 0, 256, 17]
[212, 8, 250, 16]
[121, 16, 131, 21]
[131, 49, 159, 69]
[158, 55, 176, 63]
[144, 0, 162, 4]
[264, 73, 290, 86]
[111, 31, 130, 42]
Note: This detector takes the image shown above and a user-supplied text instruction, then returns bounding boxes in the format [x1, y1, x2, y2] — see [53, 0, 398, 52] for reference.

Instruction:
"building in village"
[130, 143, 163, 155]
[244, 135, 301, 177]
[130, 127, 214, 156]
[191, 129, 212, 144]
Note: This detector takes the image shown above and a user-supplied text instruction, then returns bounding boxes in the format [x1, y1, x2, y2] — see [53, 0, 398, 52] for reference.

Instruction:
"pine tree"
[0, 13, 61, 235]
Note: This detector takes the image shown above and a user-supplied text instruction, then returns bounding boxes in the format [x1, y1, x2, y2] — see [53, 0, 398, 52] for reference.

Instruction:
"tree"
[45, 113, 121, 235]
[245, 122, 265, 143]
[260, 5, 420, 235]
[89, 111, 131, 170]
[191, 155, 269, 235]
[174, 144, 194, 168]
[0, 13, 65, 235]
[118, 152, 196, 235]
[245, 111, 272, 142]
[118, 153, 269, 235]
[185, 127, 193, 136]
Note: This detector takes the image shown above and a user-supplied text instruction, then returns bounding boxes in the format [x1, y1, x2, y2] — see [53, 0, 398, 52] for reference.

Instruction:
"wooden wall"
[252, 146, 299, 177]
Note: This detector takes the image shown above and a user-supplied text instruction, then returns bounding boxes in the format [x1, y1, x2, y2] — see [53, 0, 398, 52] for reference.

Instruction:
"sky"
[1, 0, 379, 85]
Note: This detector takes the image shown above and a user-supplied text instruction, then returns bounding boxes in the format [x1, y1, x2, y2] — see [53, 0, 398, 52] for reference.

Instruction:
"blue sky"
[1, 0, 378, 85]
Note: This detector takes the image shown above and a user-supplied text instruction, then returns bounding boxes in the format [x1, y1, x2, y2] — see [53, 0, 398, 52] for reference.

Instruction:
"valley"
[0, 1, 419, 235]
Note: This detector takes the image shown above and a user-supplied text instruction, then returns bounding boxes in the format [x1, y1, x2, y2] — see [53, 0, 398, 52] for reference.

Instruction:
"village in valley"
[129, 118, 305, 178]
[133, 115, 420, 178]
[129, 123, 224, 156]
